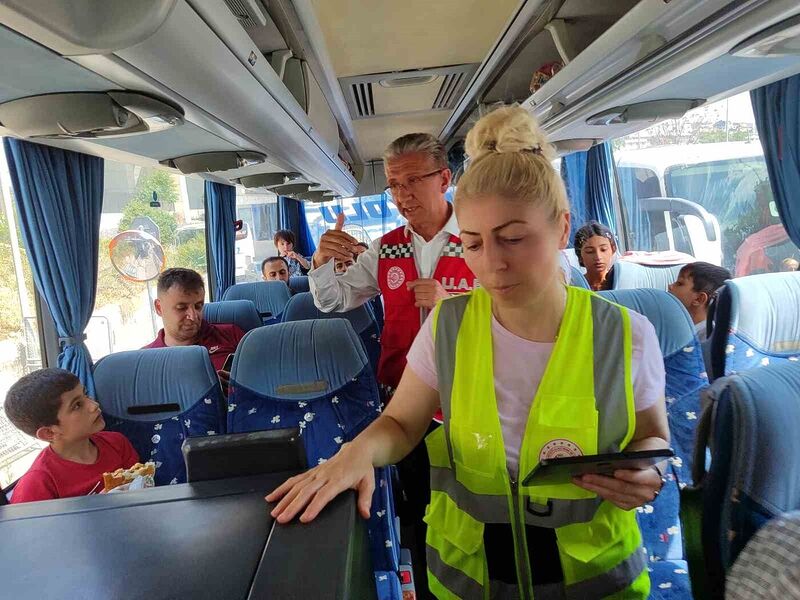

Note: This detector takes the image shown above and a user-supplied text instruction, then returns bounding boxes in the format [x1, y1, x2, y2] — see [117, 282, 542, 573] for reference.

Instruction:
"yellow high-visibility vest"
[424, 285, 649, 599]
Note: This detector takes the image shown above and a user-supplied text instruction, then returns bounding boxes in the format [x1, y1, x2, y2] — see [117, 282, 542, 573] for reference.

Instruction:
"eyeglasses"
[384, 169, 444, 196]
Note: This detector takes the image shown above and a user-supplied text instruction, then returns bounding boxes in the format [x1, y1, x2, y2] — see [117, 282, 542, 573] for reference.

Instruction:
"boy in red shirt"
[3, 368, 139, 503]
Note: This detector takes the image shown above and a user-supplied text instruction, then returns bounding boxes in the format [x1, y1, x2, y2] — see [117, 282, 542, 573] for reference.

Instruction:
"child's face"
[277, 239, 293, 254]
[669, 272, 703, 312]
[47, 384, 105, 443]
[579, 235, 615, 277]
[263, 260, 289, 282]
[334, 258, 355, 274]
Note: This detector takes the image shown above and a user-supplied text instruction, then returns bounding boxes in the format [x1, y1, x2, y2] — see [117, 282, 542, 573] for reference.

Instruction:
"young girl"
[267, 107, 668, 598]
[574, 221, 618, 291]
[273, 229, 310, 277]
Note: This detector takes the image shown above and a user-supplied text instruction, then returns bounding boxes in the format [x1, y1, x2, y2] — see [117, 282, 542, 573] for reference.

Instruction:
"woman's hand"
[573, 466, 665, 511]
[266, 443, 375, 523]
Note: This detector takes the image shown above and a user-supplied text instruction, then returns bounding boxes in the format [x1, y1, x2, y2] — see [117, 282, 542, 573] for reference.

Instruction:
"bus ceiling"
[0, 0, 798, 187]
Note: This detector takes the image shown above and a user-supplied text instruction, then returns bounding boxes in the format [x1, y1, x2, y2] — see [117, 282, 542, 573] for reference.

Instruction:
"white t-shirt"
[406, 306, 666, 476]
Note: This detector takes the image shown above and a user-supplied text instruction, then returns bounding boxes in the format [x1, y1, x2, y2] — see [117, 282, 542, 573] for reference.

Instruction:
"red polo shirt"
[142, 320, 245, 371]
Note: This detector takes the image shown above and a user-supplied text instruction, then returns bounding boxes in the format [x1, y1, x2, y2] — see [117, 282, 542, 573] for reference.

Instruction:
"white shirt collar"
[404, 203, 460, 239]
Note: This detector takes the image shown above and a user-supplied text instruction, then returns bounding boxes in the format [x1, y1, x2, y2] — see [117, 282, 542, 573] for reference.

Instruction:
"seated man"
[4, 368, 139, 503]
[668, 261, 731, 341]
[143, 268, 244, 391]
[262, 256, 290, 283]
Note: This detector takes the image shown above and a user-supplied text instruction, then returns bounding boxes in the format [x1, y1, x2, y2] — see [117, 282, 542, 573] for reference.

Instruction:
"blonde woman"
[267, 106, 669, 599]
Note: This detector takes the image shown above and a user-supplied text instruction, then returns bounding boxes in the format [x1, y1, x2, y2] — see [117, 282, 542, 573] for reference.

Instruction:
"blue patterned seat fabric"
[600, 288, 706, 598]
[288, 275, 310, 294]
[613, 261, 685, 291]
[694, 362, 800, 596]
[283, 292, 381, 377]
[227, 319, 402, 599]
[203, 299, 262, 332]
[222, 281, 292, 325]
[368, 295, 385, 332]
[93, 346, 227, 486]
[708, 272, 800, 382]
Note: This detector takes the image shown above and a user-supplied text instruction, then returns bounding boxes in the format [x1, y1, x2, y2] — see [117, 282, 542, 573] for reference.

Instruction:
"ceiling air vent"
[349, 82, 375, 118]
[223, 0, 268, 29]
[432, 72, 466, 110]
[340, 63, 478, 120]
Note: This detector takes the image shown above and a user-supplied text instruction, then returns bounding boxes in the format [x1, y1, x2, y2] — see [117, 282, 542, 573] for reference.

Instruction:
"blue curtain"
[561, 152, 588, 246]
[205, 181, 236, 299]
[297, 200, 316, 256]
[751, 74, 800, 249]
[2, 138, 102, 394]
[278, 196, 316, 256]
[586, 144, 618, 237]
[617, 168, 653, 251]
[561, 143, 618, 244]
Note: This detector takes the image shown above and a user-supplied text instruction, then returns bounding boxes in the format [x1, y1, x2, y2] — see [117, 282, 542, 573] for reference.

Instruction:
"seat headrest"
[233, 319, 369, 401]
[599, 288, 696, 357]
[570, 267, 590, 289]
[613, 261, 684, 291]
[288, 276, 310, 294]
[283, 292, 374, 334]
[203, 300, 261, 332]
[708, 362, 800, 510]
[716, 272, 800, 355]
[222, 281, 291, 318]
[93, 346, 218, 421]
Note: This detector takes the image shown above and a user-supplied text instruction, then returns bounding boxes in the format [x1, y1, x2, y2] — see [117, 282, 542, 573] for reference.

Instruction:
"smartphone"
[522, 448, 674, 486]
[222, 353, 234, 372]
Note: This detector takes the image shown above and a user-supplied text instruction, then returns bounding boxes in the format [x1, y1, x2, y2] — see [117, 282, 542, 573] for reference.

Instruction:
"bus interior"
[1, 1, 800, 598]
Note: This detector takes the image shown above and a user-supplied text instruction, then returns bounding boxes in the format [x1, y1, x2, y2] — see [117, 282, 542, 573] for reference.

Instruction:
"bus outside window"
[304, 189, 455, 247]
[94, 160, 209, 357]
[612, 92, 800, 275]
[234, 187, 279, 282]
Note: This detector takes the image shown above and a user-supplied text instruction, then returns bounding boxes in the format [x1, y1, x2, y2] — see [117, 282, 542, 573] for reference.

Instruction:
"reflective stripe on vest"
[424, 285, 647, 599]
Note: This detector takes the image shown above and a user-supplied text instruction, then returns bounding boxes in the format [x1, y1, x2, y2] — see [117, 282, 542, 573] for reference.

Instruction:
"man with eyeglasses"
[308, 133, 476, 596]
[309, 132, 476, 395]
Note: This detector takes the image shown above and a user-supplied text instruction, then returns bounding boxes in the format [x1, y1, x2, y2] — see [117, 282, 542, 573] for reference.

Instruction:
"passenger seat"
[227, 319, 402, 599]
[600, 288, 705, 596]
[203, 299, 262, 332]
[288, 275, 310, 294]
[93, 346, 227, 486]
[569, 266, 590, 289]
[613, 261, 684, 291]
[688, 362, 800, 597]
[283, 292, 380, 376]
[707, 272, 800, 381]
[222, 281, 292, 324]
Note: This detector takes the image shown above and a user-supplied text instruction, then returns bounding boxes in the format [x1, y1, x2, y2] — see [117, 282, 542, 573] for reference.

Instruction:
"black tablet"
[222, 353, 234, 372]
[521, 448, 674, 486]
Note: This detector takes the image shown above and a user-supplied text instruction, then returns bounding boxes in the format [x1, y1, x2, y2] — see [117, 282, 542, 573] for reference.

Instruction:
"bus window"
[612, 92, 800, 274]
[95, 160, 209, 356]
[235, 187, 279, 282]
[0, 142, 45, 488]
[304, 193, 409, 246]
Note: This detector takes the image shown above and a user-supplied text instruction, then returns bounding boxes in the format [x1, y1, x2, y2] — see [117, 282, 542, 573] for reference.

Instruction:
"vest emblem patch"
[387, 265, 406, 290]
[539, 439, 583, 460]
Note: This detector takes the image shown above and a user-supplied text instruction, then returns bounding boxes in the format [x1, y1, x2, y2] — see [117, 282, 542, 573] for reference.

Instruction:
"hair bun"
[465, 105, 555, 163]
